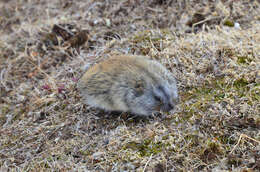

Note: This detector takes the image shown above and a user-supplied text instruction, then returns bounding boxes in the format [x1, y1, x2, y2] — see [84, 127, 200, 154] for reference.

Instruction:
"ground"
[0, 0, 260, 171]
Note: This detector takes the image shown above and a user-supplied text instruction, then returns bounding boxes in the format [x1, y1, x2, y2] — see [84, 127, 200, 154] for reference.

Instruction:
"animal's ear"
[134, 80, 145, 97]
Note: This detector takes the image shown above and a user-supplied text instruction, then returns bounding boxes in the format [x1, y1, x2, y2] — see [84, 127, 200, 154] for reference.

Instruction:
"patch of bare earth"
[0, 0, 260, 171]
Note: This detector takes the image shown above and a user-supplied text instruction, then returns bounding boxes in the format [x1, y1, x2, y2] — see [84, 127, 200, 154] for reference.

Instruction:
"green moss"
[193, 101, 209, 112]
[233, 78, 248, 88]
[61, 103, 68, 110]
[195, 87, 213, 95]
[132, 31, 161, 43]
[181, 104, 196, 120]
[223, 20, 234, 27]
[178, 76, 254, 122]
[162, 135, 169, 140]
[46, 100, 55, 107]
[237, 55, 252, 64]
[181, 76, 257, 118]
[1, 105, 10, 115]
[184, 134, 200, 147]
[218, 135, 236, 145]
[213, 92, 225, 101]
[181, 79, 226, 116]
[237, 56, 246, 64]
[123, 139, 166, 157]
[233, 78, 250, 97]
[180, 91, 196, 102]
[132, 31, 151, 42]
[80, 149, 92, 156]
[207, 142, 221, 153]
[130, 30, 165, 55]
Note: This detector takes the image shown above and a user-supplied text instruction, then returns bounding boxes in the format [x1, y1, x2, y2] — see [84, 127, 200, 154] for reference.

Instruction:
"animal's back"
[78, 55, 157, 95]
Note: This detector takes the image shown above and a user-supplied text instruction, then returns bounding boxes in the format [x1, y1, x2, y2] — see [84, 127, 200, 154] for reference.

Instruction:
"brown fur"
[78, 55, 178, 116]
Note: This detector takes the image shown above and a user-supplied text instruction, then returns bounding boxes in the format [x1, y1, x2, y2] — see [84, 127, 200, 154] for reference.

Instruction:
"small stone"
[234, 22, 241, 29]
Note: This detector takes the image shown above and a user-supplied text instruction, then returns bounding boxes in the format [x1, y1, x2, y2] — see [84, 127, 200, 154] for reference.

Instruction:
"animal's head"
[151, 80, 179, 113]
[131, 78, 179, 116]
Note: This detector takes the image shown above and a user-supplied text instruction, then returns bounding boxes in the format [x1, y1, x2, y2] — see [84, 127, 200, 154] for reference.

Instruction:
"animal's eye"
[154, 95, 162, 102]
[134, 80, 145, 97]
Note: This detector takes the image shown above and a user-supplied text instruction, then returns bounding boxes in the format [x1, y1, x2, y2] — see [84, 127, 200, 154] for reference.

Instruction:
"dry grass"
[0, 0, 260, 171]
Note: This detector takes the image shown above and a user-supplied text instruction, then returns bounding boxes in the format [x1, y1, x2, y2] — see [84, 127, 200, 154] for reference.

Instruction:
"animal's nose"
[161, 103, 174, 112]
[168, 103, 174, 111]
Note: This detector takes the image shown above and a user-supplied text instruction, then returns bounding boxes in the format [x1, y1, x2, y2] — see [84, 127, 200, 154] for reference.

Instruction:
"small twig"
[146, 7, 163, 13]
[230, 133, 260, 154]
[192, 16, 221, 33]
[143, 153, 153, 172]
[230, 134, 243, 154]
[0, 68, 7, 89]
[242, 134, 260, 144]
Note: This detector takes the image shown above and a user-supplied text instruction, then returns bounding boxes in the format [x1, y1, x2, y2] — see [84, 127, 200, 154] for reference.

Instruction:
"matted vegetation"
[0, 0, 259, 171]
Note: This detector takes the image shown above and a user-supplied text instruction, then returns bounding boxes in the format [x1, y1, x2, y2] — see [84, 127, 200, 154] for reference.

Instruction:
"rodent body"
[78, 55, 178, 116]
